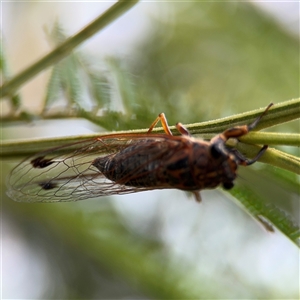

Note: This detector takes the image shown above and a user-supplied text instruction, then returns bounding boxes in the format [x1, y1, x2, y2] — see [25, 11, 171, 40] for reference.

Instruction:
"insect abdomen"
[93, 140, 172, 187]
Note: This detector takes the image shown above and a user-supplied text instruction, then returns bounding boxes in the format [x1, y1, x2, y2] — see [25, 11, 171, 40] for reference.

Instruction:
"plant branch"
[0, 0, 139, 98]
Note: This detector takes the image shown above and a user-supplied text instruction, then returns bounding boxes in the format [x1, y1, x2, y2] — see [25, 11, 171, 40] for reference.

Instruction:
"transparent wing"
[7, 134, 173, 203]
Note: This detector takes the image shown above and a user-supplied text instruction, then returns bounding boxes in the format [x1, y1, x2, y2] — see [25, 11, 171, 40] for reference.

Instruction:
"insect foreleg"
[210, 103, 273, 155]
[211, 103, 274, 144]
[209, 126, 249, 152]
[230, 145, 268, 166]
[209, 103, 273, 167]
[248, 103, 273, 130]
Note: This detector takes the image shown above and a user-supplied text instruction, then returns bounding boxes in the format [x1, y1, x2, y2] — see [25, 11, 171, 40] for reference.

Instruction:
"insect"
[7, 103, 273, 203]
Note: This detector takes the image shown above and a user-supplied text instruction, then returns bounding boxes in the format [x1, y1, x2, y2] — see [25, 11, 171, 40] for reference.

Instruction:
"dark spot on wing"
[39, 181, 57, 190]
[31, 156, 55, 168]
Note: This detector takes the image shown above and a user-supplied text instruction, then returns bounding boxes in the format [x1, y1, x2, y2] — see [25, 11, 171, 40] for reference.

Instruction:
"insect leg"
[210, 103, 273, 162]
[147, 113, 192, 137]
[147, 113, 173, 135]
[192, 191, 202, 202]
[248, 103, 273, 130]
[230, 145, 268, 166]
[176, 123, 191, 136]
[210, 124, 250, 151]
[210, 103, 274, 146]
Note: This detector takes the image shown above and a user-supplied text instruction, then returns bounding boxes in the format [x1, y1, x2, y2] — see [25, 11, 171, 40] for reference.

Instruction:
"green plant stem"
[1, 99, 299, 157]
[239, 132, 300, 146]
[1, 131, 299, 160]
[185, 98, 300, 135]
[0, 0, 139, 98]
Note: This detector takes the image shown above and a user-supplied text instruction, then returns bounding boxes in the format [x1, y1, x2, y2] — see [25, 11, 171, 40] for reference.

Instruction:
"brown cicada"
[7, 104, 273, 203]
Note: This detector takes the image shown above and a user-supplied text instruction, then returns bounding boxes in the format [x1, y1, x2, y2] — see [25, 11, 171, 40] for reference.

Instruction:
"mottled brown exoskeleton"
[7, 104, 273, 203]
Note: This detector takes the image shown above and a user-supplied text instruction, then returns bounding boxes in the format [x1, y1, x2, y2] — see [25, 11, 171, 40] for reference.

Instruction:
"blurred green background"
[1, 1, 299, 299]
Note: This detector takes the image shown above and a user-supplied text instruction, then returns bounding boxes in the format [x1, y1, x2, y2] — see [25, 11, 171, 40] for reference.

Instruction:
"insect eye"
[223, 182, 234, 190]
[210, 144, 223, 159]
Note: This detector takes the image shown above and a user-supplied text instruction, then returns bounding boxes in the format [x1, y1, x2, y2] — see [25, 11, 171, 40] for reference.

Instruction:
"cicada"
[7, 104, 273, 203]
